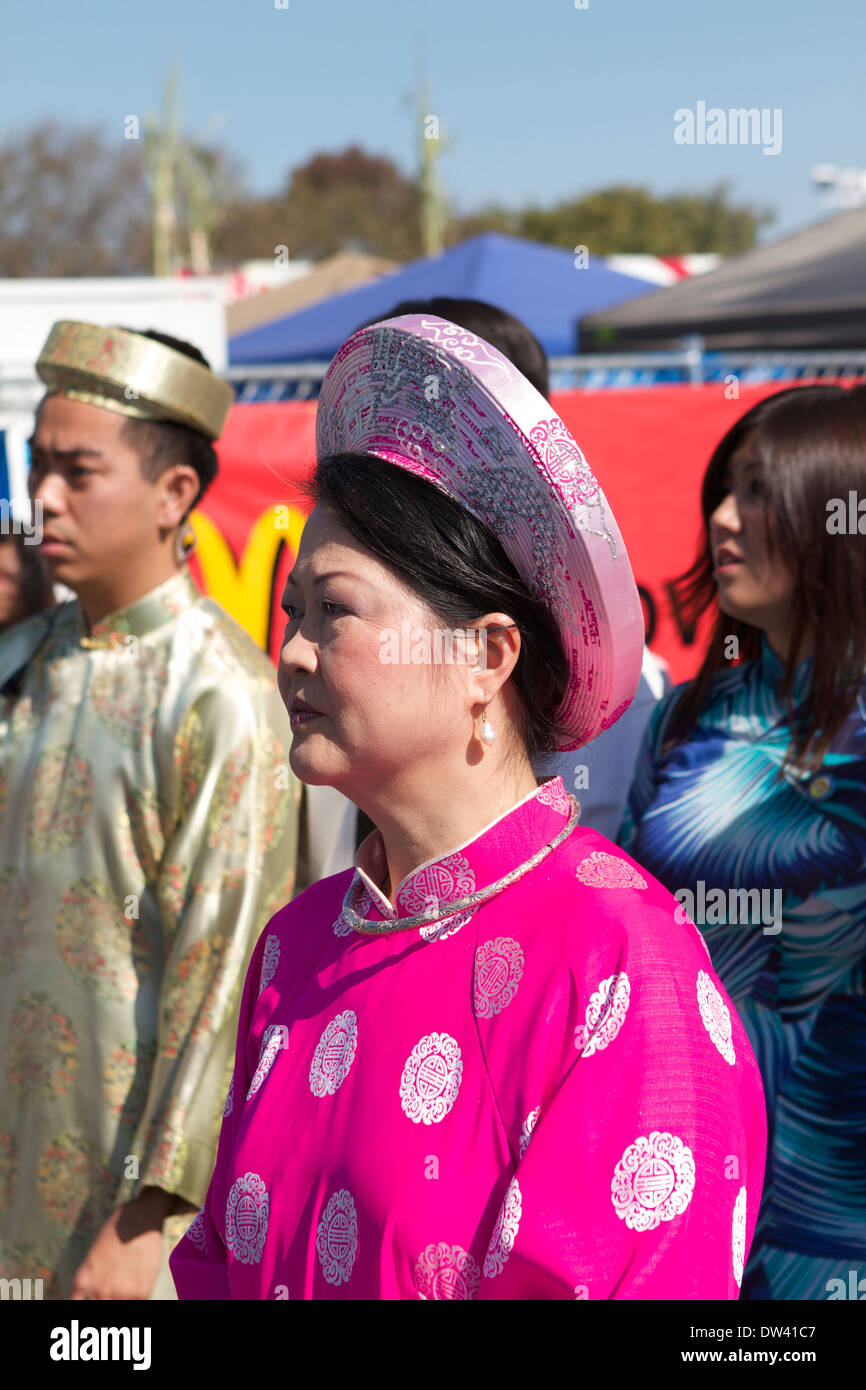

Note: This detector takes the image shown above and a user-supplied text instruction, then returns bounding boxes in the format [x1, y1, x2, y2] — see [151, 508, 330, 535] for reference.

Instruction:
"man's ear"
[156, 464, 201, 531]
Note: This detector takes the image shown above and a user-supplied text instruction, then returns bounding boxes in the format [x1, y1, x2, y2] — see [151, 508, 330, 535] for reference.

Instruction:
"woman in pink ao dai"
[170, 313, 766, 1300]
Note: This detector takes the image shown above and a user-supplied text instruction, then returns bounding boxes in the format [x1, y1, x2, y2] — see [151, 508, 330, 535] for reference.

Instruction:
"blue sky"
[4, 0, 864, 244]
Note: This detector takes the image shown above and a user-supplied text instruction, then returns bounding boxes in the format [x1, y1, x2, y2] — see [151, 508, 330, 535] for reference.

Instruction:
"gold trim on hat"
[36, 321, 233, 440]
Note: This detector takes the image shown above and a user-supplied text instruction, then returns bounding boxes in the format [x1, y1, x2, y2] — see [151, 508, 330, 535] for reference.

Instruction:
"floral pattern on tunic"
[88, 654, 168, 750]
[36, 1130, 113, 1237]
[124, 786, 170, 885]
[0, 868, 29, 977]
[162, 936, 242, 1059]
[6, 992, 77, 1100]
[137, 1099, 190, 1190]
[173, 706, 207, 819]
[56, 878, 151, 1003]
[0, 1130, 17, 1218]
[207, 729, 292, 858]
[0, 1242, 54, 1285]
[102, 1039, 158, 1143]
[26, 747, 93, 854]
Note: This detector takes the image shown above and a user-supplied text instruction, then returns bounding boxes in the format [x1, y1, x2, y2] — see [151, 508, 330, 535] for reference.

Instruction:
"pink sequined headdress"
[316, 314, 644, 750]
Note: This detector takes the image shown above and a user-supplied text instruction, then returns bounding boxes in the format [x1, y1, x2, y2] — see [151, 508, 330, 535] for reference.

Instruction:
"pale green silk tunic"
[0, 567, 299, 1298]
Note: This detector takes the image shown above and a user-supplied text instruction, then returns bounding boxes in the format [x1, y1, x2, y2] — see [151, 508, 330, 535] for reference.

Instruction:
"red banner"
[190, 382, 789, 686]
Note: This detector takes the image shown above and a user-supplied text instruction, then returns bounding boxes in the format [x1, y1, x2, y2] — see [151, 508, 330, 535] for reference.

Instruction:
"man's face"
[27, 395, 166, 593]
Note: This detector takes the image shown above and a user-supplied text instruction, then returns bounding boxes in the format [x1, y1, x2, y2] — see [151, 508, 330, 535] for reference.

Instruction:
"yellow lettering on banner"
[191, 506, 307, 648]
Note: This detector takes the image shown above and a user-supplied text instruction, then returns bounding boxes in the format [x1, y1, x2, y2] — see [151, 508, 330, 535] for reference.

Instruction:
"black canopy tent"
[579, 208, 866, 353]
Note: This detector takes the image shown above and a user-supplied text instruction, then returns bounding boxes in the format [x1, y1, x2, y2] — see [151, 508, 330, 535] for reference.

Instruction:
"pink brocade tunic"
[170, 778, 767, 1300]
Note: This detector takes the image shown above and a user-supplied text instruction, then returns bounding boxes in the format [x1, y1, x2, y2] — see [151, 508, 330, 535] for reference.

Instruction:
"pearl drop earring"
[480, 706, 496, 745]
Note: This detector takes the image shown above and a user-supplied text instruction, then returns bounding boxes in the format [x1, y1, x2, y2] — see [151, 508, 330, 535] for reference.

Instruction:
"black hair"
[0, 530, 55, 620]
[366, 297, 550, 400]
[115, 328, 219, 511]
[306, 451, 570, 760]
[667, 383, 866, 772]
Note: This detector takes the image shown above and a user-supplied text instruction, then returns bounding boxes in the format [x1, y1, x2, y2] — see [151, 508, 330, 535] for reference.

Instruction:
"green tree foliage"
[0, 120, 773, 276]
[450, 182, 774, 256]
[215, 145, 424, 264]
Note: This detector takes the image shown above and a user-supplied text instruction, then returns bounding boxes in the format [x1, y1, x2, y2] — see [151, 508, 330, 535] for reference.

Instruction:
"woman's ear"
[466, 615, 521, 707]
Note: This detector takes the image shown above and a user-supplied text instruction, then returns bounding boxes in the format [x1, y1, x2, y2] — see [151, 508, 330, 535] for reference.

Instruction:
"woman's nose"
[710, 491, 740, 534]
[279, 621, 317, 675]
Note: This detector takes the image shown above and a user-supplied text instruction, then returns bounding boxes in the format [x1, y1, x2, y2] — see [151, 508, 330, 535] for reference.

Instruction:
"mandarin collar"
[350, 775, 574, 924]
[76, 567, 200, 650]
[756, 632, 813, 703]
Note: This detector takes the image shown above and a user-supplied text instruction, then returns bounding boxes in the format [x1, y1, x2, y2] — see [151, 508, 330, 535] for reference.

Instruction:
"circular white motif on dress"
[399, 1031, 463, 1124]
[574, 972, 631, 1057]
[414, 1242, 480, 1300]
[519, 1106, 540, 1159]
[316, 1188, 358, 1286]
[186, 1208, 207, 1251]
[223, 1074, 234, 1118]
[483, 1176, 522, 1277]
[397, 853, 476, 915]
[225, 1172, 269, 1264]
[473, 937, 524, 1018]
[536, 780, 571, 815]
[732, 1186, 747, 1289]
[247, 1024, 286, 1100]
[258, 934, 280, 994]
[419, 907, 475, 942]
[696, 970, 735, 1065]
[310, 1010, 358, 1097]
[575, 851, 647, 890]
[611, 1131, 696, 1232]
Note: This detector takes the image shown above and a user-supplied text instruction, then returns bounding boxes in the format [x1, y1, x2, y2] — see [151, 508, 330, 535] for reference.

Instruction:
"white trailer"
[0, 276, 227, 502]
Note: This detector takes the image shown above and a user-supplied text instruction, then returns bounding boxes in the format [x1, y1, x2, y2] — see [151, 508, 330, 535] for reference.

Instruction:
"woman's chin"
[288, 743, 344, 788]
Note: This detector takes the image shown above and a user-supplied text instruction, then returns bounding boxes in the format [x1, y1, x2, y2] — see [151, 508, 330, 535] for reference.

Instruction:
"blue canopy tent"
[228, 233, 654, 365]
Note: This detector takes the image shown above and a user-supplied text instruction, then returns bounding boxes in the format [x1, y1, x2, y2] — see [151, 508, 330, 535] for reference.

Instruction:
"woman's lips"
[289, 709, 323, 730]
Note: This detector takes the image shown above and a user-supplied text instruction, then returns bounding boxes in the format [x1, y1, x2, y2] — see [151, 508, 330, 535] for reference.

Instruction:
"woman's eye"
[321, 601, 345, 616]
[282, 604, 300, 621]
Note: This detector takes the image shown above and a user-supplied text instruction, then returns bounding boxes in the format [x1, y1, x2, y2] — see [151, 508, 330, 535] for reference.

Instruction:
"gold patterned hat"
[35, 320, 234, 440]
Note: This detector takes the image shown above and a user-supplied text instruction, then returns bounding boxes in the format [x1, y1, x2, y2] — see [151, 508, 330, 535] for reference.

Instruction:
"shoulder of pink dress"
[264, 867, 356, 933]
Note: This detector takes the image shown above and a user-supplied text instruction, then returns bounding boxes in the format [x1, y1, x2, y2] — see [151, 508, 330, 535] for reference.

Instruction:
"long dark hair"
[306, 452, 570, 760]
[666, 384, 866, 772]
[0, 532, 55, 622]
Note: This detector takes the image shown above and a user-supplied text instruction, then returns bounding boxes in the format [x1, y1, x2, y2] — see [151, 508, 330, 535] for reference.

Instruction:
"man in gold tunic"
[0, 322, 300, 1299]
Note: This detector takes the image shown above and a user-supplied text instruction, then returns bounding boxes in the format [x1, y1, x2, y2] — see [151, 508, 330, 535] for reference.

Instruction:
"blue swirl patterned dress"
[619, 636, 866, 1301]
